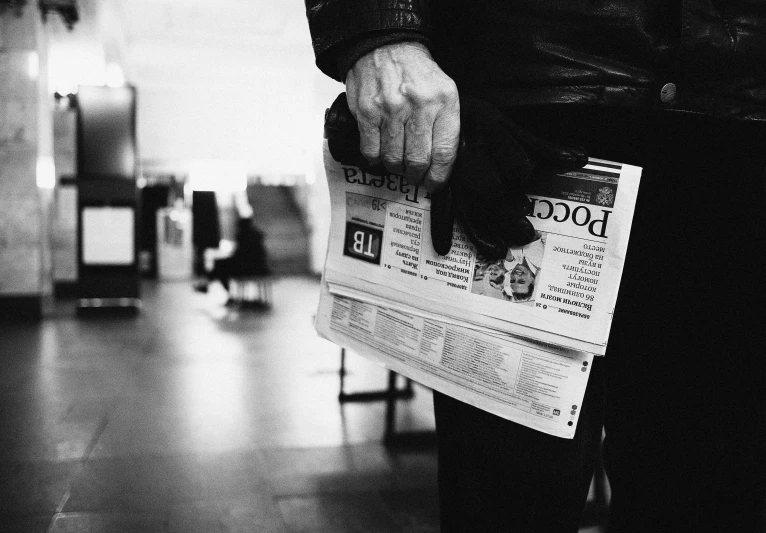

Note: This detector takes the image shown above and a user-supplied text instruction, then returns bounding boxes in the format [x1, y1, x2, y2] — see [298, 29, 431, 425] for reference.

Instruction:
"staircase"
[247, 185, 311, 275]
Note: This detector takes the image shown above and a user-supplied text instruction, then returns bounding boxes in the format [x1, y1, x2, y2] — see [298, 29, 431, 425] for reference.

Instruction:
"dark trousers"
[435, 108, 765, 533]
[208, 257, 235, 291]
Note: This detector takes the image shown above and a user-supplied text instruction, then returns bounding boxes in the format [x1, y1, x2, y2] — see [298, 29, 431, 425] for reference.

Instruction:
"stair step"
[247, 184, 311, 274]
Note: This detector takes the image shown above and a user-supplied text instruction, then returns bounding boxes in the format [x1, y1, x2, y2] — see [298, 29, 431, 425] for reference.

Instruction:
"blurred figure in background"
[194, 201, 270, 294]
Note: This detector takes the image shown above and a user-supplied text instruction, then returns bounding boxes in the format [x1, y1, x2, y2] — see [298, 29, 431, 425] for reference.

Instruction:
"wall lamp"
[54, 90, 78, 110]
[0, 0, 78, 29]
[38, 0, 78, 29]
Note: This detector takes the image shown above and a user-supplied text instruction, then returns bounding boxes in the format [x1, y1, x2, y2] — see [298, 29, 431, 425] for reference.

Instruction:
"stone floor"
[0, 276, 606, 532]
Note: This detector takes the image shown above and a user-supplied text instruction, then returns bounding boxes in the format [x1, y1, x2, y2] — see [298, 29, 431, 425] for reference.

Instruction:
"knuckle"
[379, 92, 406, 115]
[402, 84, 429, 106]
[406, 119, 428, 136]
[406, 156, 430, 174]
[436, 82, 460, 109]
[444, 78, 459, 97]
[361, 146, 380, 161]
[431, 145, 458, 165]
[356, 100, 381, 122]
[383, 154, 404, 170]
[439, 78, 459, 98]
[382, 120, 404, 139]
[425, 173, 449, 192]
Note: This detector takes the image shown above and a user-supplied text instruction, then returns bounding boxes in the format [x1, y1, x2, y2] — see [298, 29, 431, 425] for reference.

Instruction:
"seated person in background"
[195, 204, 270, 293]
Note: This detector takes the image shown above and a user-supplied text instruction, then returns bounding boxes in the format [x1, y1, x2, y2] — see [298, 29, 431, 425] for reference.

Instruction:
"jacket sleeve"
[305, 0, 432, 81]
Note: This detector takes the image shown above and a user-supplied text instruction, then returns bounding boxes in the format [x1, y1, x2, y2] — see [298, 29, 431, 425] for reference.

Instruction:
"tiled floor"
[0, 277, 606, 532]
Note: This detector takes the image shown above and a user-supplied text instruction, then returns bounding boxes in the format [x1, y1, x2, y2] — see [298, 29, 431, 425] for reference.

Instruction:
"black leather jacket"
[305, 0, 766, 121]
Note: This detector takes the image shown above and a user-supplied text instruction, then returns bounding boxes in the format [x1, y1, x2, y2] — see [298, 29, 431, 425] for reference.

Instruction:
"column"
[0, 6, 45, 319]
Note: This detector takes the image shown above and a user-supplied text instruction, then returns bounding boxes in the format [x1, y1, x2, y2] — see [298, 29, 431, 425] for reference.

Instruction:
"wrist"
[339, 32, 431, 82]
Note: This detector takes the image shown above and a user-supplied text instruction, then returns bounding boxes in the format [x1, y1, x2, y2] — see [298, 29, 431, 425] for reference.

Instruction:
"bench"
[228, 276, 273, 308]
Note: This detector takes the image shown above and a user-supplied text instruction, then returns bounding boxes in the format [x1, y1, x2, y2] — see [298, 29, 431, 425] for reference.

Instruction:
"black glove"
[324, 93, 388, 176]
[449, 97, 587, 259]
[324, 93, 588, 260]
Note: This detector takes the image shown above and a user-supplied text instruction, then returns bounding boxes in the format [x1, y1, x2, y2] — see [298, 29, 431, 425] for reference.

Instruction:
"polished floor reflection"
[0, 277, 437, 532]
[0, 277, 605, 532]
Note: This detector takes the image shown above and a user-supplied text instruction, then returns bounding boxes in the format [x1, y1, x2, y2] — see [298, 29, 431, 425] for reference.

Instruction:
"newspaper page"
[316, 281, 594, 439]
[320, 143, 642, 354]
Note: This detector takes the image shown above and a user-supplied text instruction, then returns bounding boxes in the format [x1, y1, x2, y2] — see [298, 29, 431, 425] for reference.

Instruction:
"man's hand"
[345, 42, 460, 192]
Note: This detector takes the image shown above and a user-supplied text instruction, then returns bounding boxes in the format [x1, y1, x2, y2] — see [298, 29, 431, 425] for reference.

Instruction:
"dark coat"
[226, 218, 269, 276]
[305, 0, 766, 120]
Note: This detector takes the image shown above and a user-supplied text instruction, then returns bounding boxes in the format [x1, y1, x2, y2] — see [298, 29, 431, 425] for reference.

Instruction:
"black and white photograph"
[471, 232, 546, 306]
[0, 1, 762, 533]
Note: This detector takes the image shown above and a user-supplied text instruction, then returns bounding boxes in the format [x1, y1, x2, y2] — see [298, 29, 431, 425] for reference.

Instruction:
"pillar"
[0, 6, 48, 320]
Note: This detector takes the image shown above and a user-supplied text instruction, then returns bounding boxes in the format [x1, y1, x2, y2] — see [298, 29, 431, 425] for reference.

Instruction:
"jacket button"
[660, 83, 676, 104]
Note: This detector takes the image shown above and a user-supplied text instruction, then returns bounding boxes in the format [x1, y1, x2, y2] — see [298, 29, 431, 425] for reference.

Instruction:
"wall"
[136, 61, 315, 176]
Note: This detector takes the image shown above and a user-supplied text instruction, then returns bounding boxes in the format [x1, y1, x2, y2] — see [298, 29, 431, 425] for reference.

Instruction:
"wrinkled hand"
[325, 84, 588, 260]
[325, 92, 456, 256]
[449, 97, 588, 259]
[345, 42, 460, 193]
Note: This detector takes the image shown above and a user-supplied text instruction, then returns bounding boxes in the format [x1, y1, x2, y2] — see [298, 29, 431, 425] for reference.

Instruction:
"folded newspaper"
[316, 143, 642, 438]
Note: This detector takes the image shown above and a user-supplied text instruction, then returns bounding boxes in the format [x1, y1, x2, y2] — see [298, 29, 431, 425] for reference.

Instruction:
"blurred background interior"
[0, 1, 607, 531]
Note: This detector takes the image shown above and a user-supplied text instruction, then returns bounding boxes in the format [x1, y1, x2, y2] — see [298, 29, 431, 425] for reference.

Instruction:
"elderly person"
[305, 2, 766, 531]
